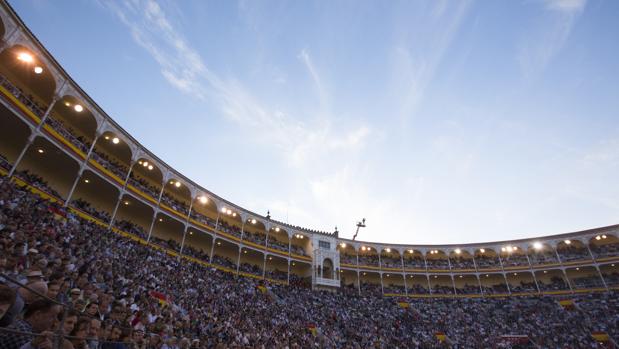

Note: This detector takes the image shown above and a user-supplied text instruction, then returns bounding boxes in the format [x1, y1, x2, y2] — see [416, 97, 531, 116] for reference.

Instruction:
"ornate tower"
[311, 234, 341, 290]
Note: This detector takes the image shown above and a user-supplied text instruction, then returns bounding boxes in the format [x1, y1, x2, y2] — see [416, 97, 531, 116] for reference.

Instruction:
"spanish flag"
[435, 332, 447, 342]
[307, 323, 317, 337]
[558, 299, 575, 310]
[149, 291, 168, 305]
[591, 332, 610, 342]
[397, 301, 409, 309]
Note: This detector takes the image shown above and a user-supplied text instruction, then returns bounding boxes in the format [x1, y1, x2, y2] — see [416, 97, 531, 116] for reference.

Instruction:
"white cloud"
[391, 1, 471, 122]
[544, 0, 587, 14]
[101, 0, 371, 170]
[298, 49, 328, 108]
[518, 0, 587, 79]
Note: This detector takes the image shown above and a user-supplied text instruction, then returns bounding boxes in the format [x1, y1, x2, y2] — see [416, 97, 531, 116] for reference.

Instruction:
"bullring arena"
[0, 1, 617, 348]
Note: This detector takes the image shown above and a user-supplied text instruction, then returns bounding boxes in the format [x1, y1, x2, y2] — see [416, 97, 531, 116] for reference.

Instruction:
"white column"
[9, 96, 59, 177]
[179, 198, 195, 257]
[108, 162, 136, 230]
[64, 136, 100, 207]
[146, 182, 167, 243]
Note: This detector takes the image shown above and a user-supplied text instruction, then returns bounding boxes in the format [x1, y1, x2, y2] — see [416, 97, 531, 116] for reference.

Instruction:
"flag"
[149, 291, 168, 305]
[558, 299, 575, 310]
[307, 323, 317, 337]
[435, 332, 447, 342]
[397, 301, 409, 309]
[591, 332, 610, 342]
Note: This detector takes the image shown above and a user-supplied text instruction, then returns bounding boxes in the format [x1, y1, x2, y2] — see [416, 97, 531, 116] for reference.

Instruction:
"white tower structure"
[311, 234, 341, 290]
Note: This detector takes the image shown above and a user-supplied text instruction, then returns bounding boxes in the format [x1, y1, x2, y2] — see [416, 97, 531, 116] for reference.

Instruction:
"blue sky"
[10, 0, 619, 244]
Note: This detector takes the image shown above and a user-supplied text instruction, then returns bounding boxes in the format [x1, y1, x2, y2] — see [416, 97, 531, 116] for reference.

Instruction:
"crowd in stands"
[528, 250, 559, 265]
[593, 243, 619, 259]
[403, 255, 426, 269]
[474, 254, 501, 269]
[43, 116, 91, 155]
[1, 171, 619, 348]
[0, 75, 47, 118]
[72, 199, 111, 223]
[558, 245, 592, 262]
[449, 257, 475, 270]
[88, 149, 128, 182]
[380, 255, 402, 269]
[127, 176, 160, 202]
[357, 254, 379, 267]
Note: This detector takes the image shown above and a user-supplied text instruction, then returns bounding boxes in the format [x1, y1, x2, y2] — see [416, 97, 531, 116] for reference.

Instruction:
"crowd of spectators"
[0, 75, 47, 118]
[71, 199, 110, 223]
[44, 116, 91, 155]
[89, 151, 128, 181]
[1, 174, 619, 348]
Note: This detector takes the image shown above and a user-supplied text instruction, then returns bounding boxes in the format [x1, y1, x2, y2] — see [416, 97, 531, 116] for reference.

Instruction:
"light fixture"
[17, 52, 33, 63]
[33, 66, 43, 74]
[65, 102, 71, 107]
[227, 209, 232, 215]
[199, 196, 208, 204]
[361, 246, 366, 251]
[576, 267, 579, 271]
[243, 250, 247, 254]
[148, 165, 153, 170]
[189, 231, 193, 235]
[124, 201, 129, 205]
[84, 179, 89, 183]
[142, 161, 148, 167]
[221, 207, 227, 213]
[501, 247, 506, 252]
[385, 248, 391, 253]
[434, 275, 438, 279]
[269, 257, 272, 260]
[175, 181, 181, 188]
[455, 248, 461, 254]
[37, 149, 44, 153]
[459, 275, 463, 278]
[533, 242, 543, 250]
[217, 241, 221, 245]
[112, 137, 120, 144]
[104, 136, 110, 140]
[159, 218, 163, 222]
[513, 273, 517, 276]
[564, 240, 571, 245]
[292, 262, 295, 266]
[74, 104, 83, 112]
[386, 274, 390, 277]
[480, 248, 485, 253]
[232, 212, 237, 217]
[543, 270, 547, 274]
[275, 227, 280, 232]
[602, 235, 607, 239]
[408, 249, 414, 254]
[596, 236, 601, 241]
[340, 243, 346, 248]
[513, 246, 518, 251]
[251, 219, 256, 224]
[506, 246, 513, 252]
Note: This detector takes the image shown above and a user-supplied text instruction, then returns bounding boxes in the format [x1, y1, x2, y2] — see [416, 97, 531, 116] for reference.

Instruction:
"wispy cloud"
[298, 48, 328, 108]
[544, 0, 587, 14]
[391, 1, 471, 122]
[518, 0, 587, 79]
[100, 0, 371, 169]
